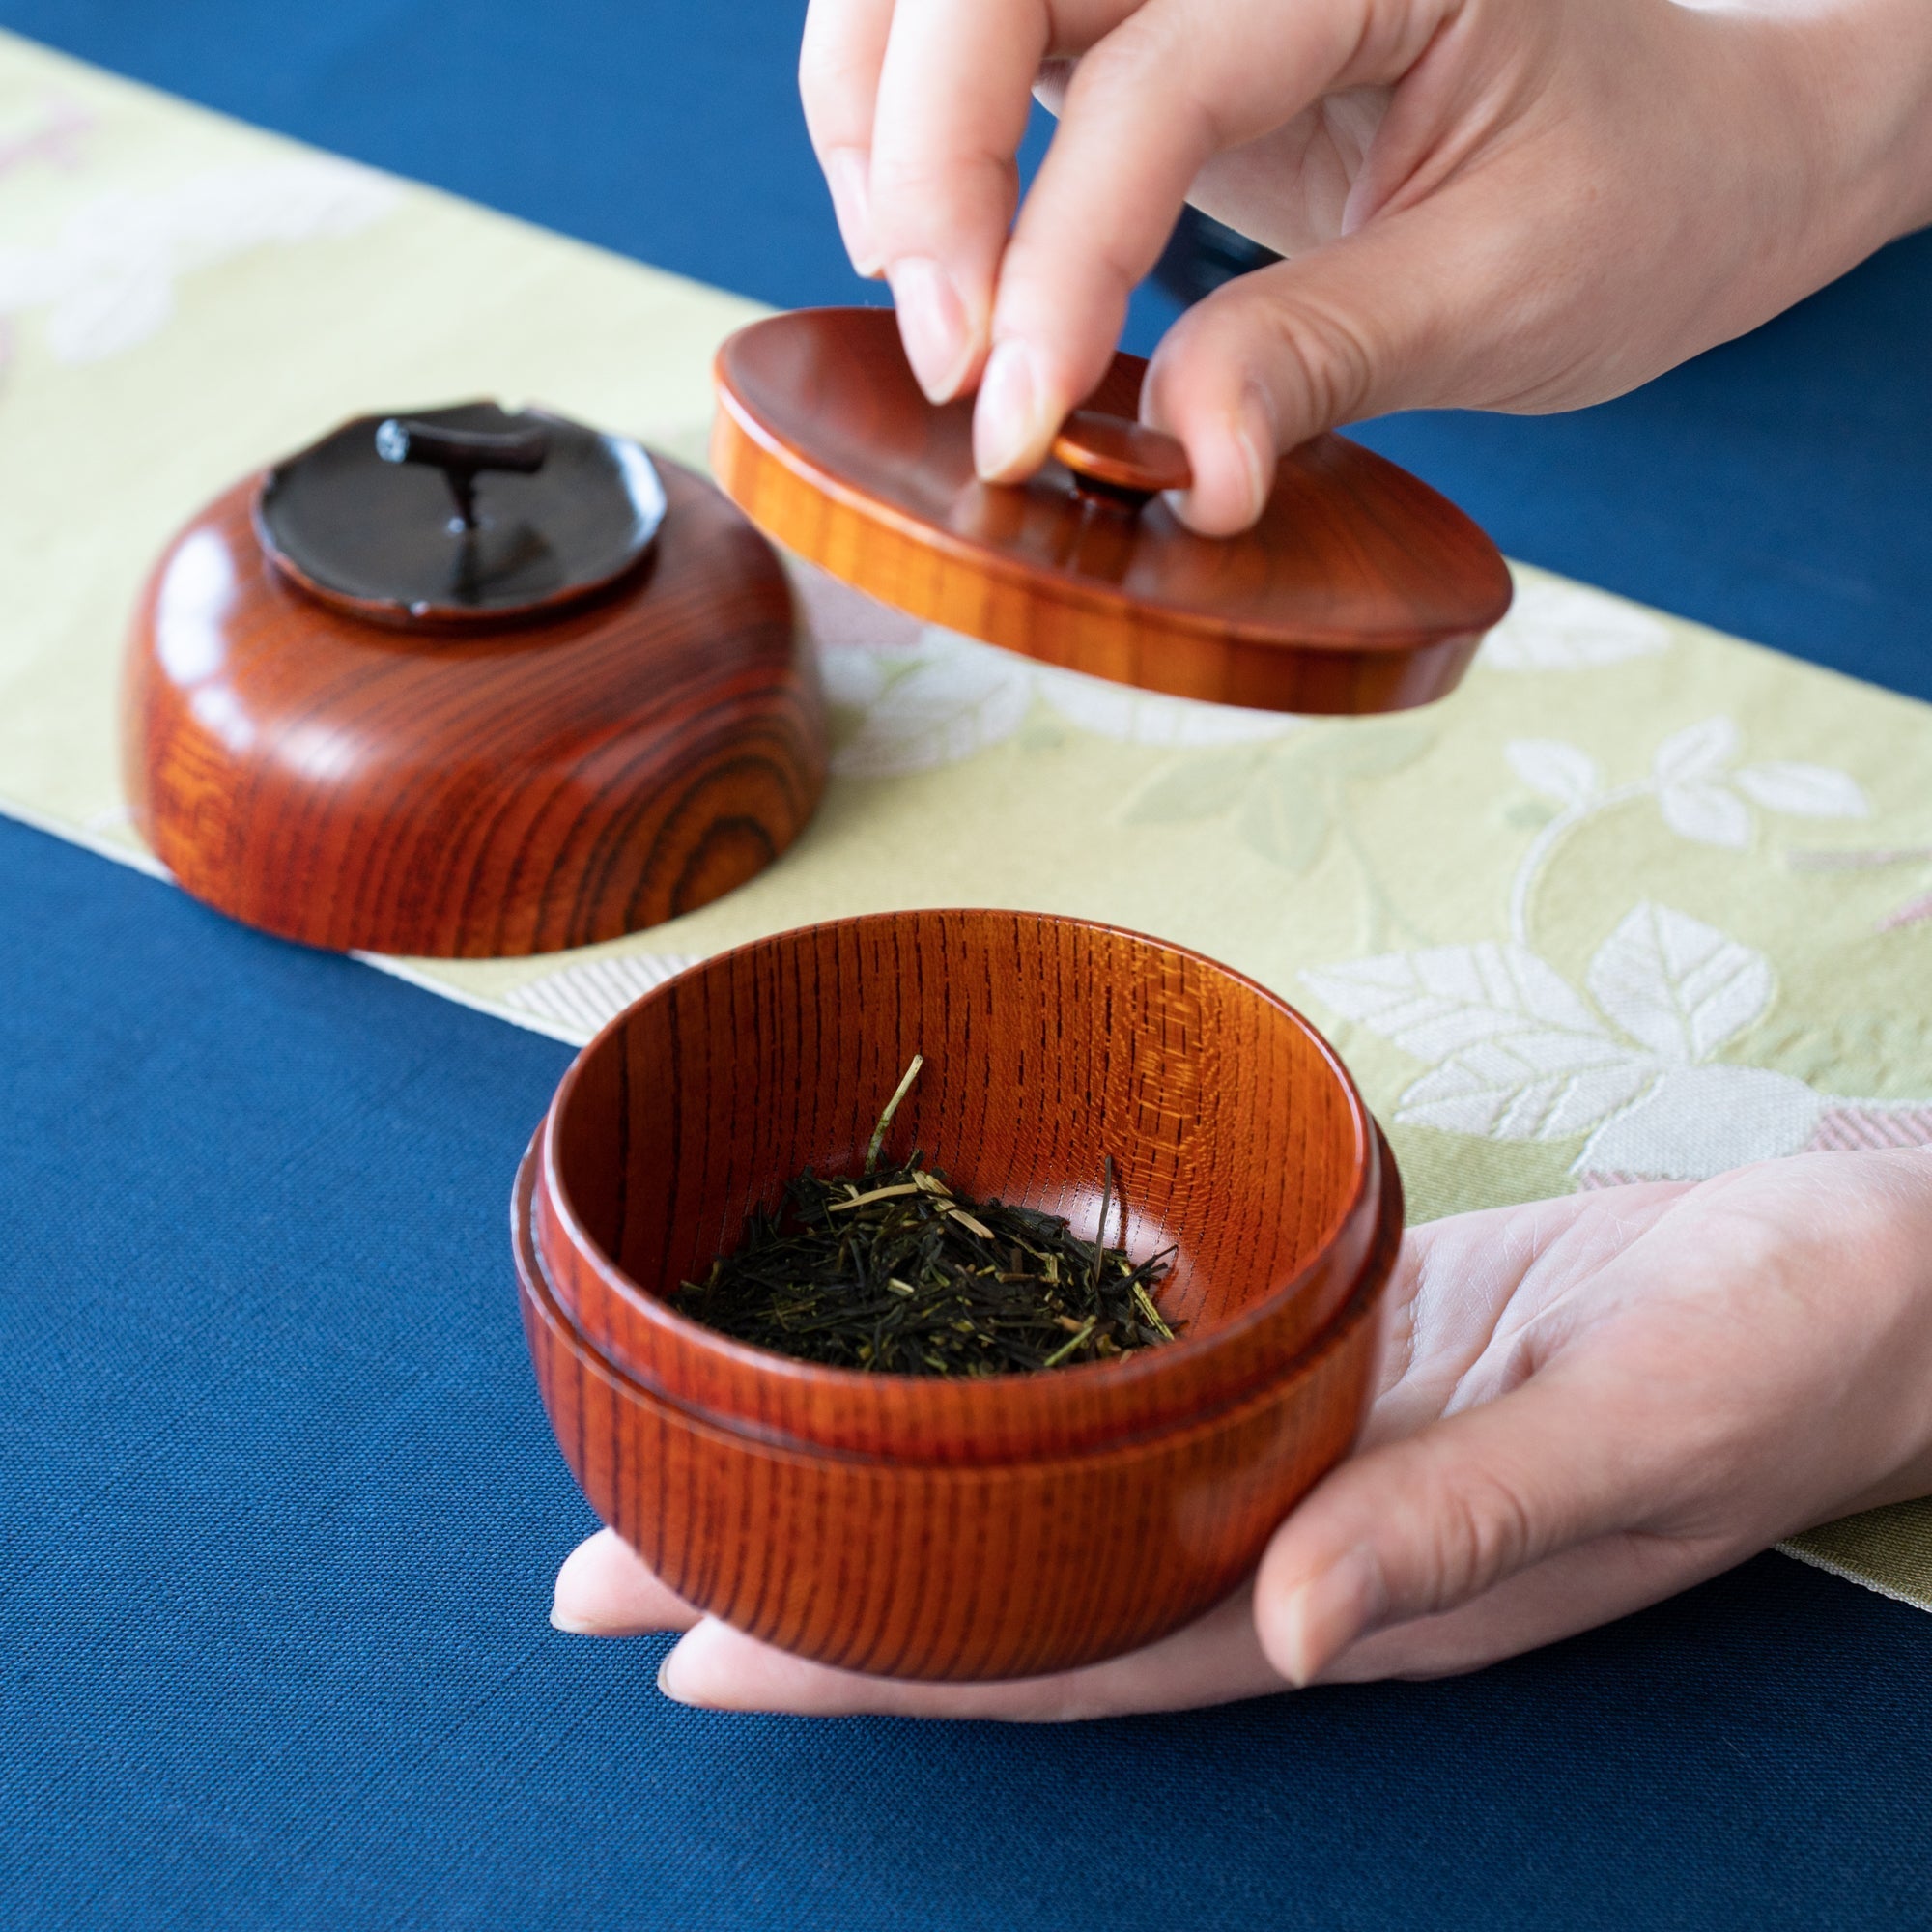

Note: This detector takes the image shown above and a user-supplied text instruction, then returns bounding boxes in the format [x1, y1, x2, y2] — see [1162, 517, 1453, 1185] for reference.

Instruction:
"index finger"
[863, 0, 1060, 400]
[973, 0, 1420, 479]
[800, 0, 897, 274]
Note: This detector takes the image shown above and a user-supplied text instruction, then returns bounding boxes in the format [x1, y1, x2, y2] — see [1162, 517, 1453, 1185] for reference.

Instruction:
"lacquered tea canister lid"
[257, 400, 668, 628]
[125, 403, 825, 958]
[711, 307, 1513, 715]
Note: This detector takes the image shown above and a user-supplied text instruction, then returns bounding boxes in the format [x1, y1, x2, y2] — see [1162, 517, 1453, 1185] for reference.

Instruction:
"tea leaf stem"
[863, 1054, 925, 1175]
[1042, 1318, 1098, 1369]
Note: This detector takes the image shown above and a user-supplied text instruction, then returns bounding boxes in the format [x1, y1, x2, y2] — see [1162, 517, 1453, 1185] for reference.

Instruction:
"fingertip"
[1163, 386, 1276, 536]
[657, 1618, 827, 1713]
[1143, 329, 1277, 534]
[973, 336, 1054, 482]
[655, 1619, 872, 1715]
[550, 1526, 697, 1637]
[653, 1615, 734, 1708]
[887, 255, 983, 404]
[656, 1621, 1075, 1719]
[1259, 1542, 1387, 1687]
[825, 146, 883, 278]
[549, 1527, 619, 1633]
[661, 1586, 1289, 1719]
[656, 1625, 708, 1704]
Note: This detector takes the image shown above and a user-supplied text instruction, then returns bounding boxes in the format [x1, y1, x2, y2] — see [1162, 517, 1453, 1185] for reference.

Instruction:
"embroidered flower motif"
[1031, 667, 1299, 749]
[1647, 716, 1869, 848]
[1478, 571, 1672, 671]
[0, 157, 401, 364]
[829, 630, 1035, 779]
[814, 613, 1308, 779]
[1303, 901, 1927, 1180]
[1510, 718, 1869, 855]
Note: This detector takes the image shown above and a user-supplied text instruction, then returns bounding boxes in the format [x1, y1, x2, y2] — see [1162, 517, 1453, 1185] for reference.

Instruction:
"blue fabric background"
[1, 4, 1929, 1926]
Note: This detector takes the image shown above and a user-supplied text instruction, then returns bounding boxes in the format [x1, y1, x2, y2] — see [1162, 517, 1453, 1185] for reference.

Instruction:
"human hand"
[799, 0, 1932, 532]
[551, 1150, 1932, 1718]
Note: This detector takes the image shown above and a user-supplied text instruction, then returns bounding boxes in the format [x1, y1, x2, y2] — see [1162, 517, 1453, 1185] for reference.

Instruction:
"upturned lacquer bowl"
[515, 909, 1401, 1681]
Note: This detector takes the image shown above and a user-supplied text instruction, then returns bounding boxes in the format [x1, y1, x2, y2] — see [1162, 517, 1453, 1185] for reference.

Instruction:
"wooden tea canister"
[712, 306, 1514, 714]
[124, 402, 827, 957]
[518, 909, 1404, 1680]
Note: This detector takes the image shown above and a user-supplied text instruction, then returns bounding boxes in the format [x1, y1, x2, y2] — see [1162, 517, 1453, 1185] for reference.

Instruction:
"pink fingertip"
[887, 256, 976, 404]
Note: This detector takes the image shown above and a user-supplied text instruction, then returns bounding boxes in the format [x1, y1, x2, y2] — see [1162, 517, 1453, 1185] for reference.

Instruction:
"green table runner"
[4, 32, 1929, 1609]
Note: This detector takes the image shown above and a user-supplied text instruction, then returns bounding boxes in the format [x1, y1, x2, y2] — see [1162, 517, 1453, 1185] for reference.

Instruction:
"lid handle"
[375, 415, 552, 532]
[1049, 412, 1192, 513]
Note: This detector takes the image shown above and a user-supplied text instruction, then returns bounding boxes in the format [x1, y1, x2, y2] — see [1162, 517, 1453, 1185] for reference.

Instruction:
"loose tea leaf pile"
[674, 1059, 1179, 1377]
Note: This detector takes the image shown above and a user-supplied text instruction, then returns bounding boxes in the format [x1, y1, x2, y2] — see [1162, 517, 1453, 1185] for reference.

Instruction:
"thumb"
[1252, 1366, 1661, 1686]
[1143, 197, 1529, 534]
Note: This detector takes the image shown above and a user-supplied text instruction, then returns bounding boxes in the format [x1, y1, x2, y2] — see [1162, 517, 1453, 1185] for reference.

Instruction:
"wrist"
[1836, 1149, 1932, 1513]
[1780, 0, 1932, 248]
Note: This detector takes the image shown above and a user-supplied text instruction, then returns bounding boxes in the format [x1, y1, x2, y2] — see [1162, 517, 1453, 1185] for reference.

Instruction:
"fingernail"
[1275, 1545, 1385, 1688]
[549, 1602, 599, 1635]
[657, 1642, 695, 1704]
[888, 256, 975, 403]
[1230, 381, 1276, 523]
[826, 149, 881, 278]
[973, 336, 1046, 480]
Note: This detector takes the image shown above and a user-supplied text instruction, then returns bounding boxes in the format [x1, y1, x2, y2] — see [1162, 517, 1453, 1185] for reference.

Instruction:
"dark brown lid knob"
[374, 415, 552, 533]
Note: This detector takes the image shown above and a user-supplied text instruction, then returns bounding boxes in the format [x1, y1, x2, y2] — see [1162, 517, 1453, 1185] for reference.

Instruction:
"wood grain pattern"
[124, 456, 827, 957]
[520, 908, 1403, 1680]
[712, 307, 1513, 716]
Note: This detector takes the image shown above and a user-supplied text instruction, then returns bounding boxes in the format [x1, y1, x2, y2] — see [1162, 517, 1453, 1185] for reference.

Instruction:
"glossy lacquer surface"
[257, 402, 668, 627]
[712, 307, 1513, 715]
[124, 456, 827, 956]
[519, 908, 1401, 1680]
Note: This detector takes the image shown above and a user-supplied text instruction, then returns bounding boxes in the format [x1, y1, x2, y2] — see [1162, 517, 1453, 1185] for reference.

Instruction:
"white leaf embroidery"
[1477, 576, 1672, 671]
[832, 637, 1033, 778]
[1301, 943, 1610, 1063]
[1734, 761, 1870, 819]
[1651, 716, 1739, 786]
[1397, 1044, 1657, 1141]
[1575, 1065, 1824, 1179]
[1657, 781, 1753, 848]
[1585, 902, 1774, 1065]
[1033, 666, 1300, 746]
[818, 645, 892, 710]
[0, 159, 402, 363]
[1505, 739, 1601, 810]
[789, 559, 925, 654]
